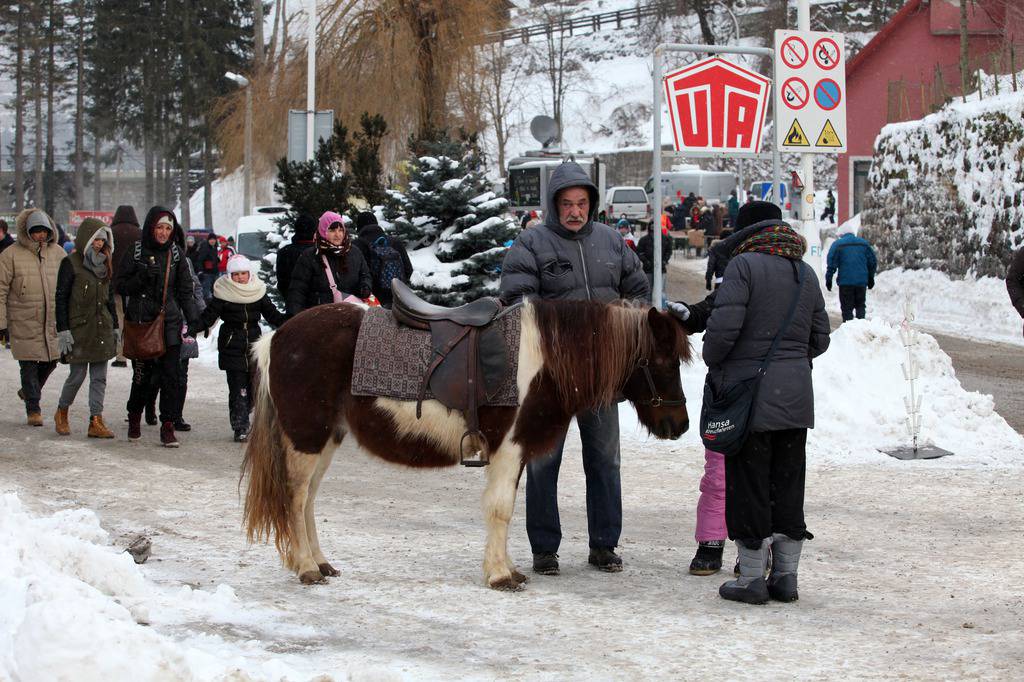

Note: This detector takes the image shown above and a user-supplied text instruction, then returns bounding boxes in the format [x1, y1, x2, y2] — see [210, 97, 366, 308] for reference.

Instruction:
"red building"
[838, 0, 1024, 223]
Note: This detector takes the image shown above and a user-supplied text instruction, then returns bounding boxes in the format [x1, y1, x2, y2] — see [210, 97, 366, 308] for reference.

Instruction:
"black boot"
[145, 402, 158, 426]
[588, 547, 623, 573]
[532, 552, 559, 576]
[174, 418, 192, 432]
[689, 540, 724, 576]
[719, 539, 770, 605]
[233, 429, 248, 442]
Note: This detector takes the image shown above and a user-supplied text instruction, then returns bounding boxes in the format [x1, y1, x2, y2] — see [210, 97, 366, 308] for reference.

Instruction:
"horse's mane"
[530, 299, 656, 411]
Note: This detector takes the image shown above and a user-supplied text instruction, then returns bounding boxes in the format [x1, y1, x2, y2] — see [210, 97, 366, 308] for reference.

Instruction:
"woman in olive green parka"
[53, 217, 118, 438]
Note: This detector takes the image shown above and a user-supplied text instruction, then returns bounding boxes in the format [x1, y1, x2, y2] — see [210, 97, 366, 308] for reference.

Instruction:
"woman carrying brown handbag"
[115, 208, 199, 448]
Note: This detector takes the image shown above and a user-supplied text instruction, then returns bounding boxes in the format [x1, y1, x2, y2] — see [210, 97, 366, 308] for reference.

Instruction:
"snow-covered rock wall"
[861, 72, 1024, 277]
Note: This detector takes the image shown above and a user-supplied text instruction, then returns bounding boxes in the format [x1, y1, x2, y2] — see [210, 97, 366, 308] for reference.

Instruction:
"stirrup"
[460, 430, 489, 467]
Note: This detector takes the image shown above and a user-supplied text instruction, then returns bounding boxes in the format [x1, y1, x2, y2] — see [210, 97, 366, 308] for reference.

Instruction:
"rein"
[632, 358, 685, 407]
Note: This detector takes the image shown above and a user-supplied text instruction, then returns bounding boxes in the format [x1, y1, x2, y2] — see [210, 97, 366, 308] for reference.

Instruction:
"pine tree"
[389, 131, 519, 306]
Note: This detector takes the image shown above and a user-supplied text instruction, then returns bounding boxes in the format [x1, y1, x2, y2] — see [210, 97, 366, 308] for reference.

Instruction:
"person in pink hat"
[285, 211, 372, 317]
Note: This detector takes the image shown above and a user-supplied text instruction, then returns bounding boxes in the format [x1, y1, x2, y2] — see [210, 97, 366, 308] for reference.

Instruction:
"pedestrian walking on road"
[110, 205, 141, 368]
[0, 209, 66, 426]
[825, 224, 877, 322]
[499, 161, 649, 576]
[702, 220, 830, 605]
[286, 212, 372, 317]
[668, 200, 786, 576]
[53, 218, 118, 438]
[637, 222, 673, 295]
[1008, 245, 1024, 337]
[820, 190, 836, 223]
[727, 190, 740, 228]
[192, 255, 287, 442]
[116, 208, 200, 448]
[0, 219, 13, 256]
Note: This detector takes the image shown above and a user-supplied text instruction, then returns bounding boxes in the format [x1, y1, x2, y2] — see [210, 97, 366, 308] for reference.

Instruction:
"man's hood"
[112, 205, 139, 227]
[14, 208, 57, 249]
[74, 218, 114, 253]
[543, 162, 600, 236]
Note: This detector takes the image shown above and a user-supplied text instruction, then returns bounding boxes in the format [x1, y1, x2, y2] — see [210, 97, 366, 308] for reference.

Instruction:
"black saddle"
[389, 280, 509, 467]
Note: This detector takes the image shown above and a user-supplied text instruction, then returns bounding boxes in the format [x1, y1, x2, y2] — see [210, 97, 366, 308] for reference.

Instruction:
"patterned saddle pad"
[351, 305, 521, 406]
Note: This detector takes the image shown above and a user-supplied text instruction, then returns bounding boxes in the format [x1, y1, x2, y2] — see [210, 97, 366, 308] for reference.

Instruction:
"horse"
[241, 297, 692, 590]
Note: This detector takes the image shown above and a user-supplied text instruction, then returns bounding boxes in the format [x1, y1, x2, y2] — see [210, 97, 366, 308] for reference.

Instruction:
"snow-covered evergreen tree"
[390, 132, 519, 305]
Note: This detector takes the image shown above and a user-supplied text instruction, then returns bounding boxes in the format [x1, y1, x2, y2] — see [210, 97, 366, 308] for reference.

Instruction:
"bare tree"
[32, 0, 44, 208]
[253, 0, 264, 67]
[693, 0, 717, 46]
[13, 2, 27, 211]
[73, 0, 86, 209]
[480, 41, 526, 177]
[534, 4, 582, 146]
[959, 0, 972, 102]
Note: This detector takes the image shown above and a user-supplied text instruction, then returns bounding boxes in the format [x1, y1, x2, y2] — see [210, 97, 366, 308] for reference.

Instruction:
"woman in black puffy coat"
[115, 207, 199, 447]
[193, 255, 287, 442]
[286, 211, 372, 316]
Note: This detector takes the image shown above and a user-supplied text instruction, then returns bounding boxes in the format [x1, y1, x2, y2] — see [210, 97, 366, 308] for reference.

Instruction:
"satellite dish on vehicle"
[530, 115, 560, 148]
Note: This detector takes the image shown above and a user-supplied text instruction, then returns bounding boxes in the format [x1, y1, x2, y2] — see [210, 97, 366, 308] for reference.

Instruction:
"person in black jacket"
[193, 255, 287, 441]
[275, 214, 316, 299]
[352, 211, 413, 309]
[636, 224, 674, 294]
[286, 211, 372, 317]
[115, 208, 200, 448]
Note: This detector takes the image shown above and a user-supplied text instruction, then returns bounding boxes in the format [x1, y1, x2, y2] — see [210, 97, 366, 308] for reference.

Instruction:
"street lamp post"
[225, 71, 252, 216]
[306, 0, 316, 161]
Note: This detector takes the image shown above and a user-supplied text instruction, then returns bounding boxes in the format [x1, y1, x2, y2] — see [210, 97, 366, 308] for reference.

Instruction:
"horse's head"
[621, 308, 691, 439]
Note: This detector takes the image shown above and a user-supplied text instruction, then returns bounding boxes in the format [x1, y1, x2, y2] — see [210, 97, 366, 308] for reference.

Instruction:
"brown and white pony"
[242, 298, 691, 590]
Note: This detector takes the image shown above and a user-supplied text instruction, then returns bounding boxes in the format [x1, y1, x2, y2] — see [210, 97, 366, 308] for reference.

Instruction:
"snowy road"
[2, 344, 1023, 679]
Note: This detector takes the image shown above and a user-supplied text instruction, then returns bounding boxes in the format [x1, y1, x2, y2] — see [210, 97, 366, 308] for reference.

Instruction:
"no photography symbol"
[814, 78, 842, 110]
[782, 77, 809, 110]
[781, 36, 808, 69]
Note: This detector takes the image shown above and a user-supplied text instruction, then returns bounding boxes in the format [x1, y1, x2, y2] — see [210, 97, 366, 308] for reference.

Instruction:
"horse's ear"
[647, 307, 691, 360]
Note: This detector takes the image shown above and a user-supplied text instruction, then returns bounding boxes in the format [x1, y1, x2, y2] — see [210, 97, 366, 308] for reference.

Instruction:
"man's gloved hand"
[868, 276, 875, 290]
[825, 278, 833, 292]
[57, 330, 74, 357]
[666, 301, 691, 323]
[145, 259, 163, 280]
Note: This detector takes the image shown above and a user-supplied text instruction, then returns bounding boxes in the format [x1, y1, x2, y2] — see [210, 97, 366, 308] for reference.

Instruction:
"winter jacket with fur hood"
[55, 218, 118, 363]
[0, 209, 66, 361]
[499, 162, 649, 304]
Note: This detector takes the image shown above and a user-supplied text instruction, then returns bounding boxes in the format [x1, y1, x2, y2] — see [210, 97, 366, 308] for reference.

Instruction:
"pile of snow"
[176, 168, 278, 237]
[620, 318, 1023, 468]
[0, 492, 329, 680]
[825, 267, 1024, 347]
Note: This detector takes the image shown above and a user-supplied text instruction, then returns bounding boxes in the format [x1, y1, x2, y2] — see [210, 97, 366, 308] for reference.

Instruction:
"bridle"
[632, 357, 686, 407]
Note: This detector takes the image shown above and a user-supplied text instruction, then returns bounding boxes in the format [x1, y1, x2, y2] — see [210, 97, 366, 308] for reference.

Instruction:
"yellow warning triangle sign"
[783, 119, 810, 147]
[816, 119, 843, 147]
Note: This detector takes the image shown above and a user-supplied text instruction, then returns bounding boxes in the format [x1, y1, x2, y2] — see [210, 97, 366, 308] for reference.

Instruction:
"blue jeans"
[526, 404, 622, 554]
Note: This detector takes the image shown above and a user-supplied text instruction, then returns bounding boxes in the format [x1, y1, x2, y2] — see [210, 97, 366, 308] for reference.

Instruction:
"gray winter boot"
[719, 538, 771, 605]
[766, 533, 803, 602]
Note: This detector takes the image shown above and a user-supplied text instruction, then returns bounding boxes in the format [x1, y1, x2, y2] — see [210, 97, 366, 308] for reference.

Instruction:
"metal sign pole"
[797, 0, 820, 276]
[651, 43, 779, 309]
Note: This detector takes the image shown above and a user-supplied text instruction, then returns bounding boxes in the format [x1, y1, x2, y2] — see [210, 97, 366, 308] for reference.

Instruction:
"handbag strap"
[158, 251, 172, 312]
[758, 261, 805, 376]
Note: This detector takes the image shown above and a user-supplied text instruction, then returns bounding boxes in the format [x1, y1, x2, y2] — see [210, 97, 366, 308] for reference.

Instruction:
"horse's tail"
[241, 331, 294, 557]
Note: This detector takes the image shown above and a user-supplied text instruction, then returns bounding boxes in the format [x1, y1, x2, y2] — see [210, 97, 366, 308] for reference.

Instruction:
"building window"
[852, 159, 872, 216]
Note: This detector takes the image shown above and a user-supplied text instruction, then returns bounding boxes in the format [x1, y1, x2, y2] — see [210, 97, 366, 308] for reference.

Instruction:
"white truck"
[234, 205, 289, 260]
[507, 153, 607, 216]
[644, 168, 738, 206]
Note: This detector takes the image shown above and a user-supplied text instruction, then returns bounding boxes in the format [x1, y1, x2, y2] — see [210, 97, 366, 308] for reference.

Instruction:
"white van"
[645, 169, 738, 206]
[605, 186, 650, 222]
[234, 205, 289, 260]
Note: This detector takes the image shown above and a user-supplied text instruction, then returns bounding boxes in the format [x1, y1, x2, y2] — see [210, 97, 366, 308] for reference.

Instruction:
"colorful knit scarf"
[732, 225, 806, 261]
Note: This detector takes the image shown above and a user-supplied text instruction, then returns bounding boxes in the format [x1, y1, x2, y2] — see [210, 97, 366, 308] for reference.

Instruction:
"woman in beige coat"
[0, 208, 66, 425]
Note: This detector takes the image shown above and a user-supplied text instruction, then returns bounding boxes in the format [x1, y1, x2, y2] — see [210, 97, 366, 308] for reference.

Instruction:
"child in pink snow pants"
[690, 448, 728, 574]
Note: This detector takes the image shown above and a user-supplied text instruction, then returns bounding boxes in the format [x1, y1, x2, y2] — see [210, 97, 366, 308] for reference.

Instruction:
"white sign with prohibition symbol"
[774, 29, 847, 154]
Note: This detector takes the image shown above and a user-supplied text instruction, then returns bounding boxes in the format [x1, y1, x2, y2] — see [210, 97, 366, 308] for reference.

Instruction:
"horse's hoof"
[299, 570, 327, 585]
[488, 574, 527, 591]
[318, 562, 340, 577]
[510, 569, 529, 586]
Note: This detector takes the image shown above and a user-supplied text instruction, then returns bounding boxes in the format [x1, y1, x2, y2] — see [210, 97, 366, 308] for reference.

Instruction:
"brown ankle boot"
[88, 415, 115, 439]
[55, 407, 71, 435]
[27, 412, 43, 427]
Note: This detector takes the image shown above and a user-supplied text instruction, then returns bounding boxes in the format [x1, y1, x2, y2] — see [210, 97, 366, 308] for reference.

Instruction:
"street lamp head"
[225, 71, 250, 87]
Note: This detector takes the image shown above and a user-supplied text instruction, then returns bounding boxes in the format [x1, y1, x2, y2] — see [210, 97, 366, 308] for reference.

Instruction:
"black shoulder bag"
[699, 263, 805, 456]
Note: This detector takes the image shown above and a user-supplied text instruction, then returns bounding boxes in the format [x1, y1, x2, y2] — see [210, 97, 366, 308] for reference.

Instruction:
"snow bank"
[826, 267, 1024, 347]
[176, 168, 278, 236]
[619, 319, 1023, 469]
[0, 492, 332, 681]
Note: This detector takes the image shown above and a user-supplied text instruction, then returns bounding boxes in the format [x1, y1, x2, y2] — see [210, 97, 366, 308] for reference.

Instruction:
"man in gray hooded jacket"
[500, 162, 649, 576]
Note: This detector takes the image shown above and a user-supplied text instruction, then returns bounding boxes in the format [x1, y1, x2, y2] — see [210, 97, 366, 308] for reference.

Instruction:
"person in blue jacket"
[825, 225, 877, 322]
